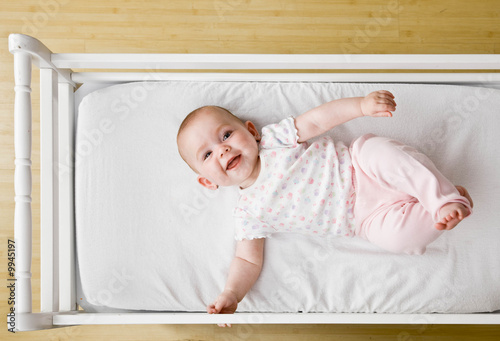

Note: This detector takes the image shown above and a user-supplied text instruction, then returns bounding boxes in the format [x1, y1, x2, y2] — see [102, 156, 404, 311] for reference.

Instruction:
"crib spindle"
[13, 51, 33, 315]
[58, 81, 76, 312]
[40, 68, 59, 313]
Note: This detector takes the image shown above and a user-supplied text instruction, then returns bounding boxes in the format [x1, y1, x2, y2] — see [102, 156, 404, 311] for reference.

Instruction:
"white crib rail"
[9, 33, 76, 331]
[8, 33, 500, 331]
[51, 52, 500, 70]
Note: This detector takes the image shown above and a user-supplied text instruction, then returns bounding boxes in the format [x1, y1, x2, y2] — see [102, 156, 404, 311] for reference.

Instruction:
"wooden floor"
[1, 0, 500, 340]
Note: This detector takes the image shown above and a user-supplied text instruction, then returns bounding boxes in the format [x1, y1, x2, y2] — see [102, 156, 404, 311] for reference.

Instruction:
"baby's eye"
[223, 131, 232, 141]
[203, 151, 212, 160]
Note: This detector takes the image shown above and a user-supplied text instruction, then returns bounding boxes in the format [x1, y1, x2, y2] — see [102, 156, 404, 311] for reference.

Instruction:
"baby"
[176, 90, 473, 325]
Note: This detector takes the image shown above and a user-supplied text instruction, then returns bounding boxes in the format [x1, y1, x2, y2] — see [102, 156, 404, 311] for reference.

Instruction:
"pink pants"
[350, 134, 472, 255]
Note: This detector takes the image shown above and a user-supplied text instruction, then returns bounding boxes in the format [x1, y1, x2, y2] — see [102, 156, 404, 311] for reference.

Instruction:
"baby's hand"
[360, 90, 396, 117]
[207, 289, 239, 327]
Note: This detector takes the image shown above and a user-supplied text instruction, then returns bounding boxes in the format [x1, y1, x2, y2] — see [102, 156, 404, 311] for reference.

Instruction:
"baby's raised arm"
[207, 238, 265, 327]
[294, 90, 396, 142]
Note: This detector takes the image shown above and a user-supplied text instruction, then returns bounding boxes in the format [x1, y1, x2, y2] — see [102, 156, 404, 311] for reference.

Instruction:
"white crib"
[8, 33, 500, 331]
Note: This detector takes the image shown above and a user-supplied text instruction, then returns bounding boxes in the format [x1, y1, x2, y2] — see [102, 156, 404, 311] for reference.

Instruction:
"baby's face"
[178, 108, 261, 189]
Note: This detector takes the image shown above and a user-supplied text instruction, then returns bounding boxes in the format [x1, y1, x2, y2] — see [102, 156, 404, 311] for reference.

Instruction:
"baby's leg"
[350, 134, 475, 254]
[350, 134, 473, 225]
[358, 186, 473, 254]
[435, 186, 473, 230]
[356, 199, 443, 255]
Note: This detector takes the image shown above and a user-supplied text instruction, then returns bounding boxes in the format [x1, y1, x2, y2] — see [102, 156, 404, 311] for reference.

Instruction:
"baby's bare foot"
[435, 186, 473, 230]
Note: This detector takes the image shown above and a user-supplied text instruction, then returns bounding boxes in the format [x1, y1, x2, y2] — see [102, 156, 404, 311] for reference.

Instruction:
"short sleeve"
[233, 207, 276, 240]
[259, 116, 300, 150]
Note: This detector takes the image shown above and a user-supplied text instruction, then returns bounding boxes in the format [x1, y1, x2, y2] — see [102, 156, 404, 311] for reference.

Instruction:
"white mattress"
[75, 80, 500, 313]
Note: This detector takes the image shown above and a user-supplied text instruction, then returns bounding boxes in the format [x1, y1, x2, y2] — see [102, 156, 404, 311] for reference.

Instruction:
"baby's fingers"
[375, 90, 395, 98]
[207, 303, 219, 314]
[376, 95, 396, 107]
[372, 103, 395, 117]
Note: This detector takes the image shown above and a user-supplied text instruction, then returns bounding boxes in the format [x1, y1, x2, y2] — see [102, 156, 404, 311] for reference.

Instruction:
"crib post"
[9, 33, 70, 331]
[12, 50, 33, 318]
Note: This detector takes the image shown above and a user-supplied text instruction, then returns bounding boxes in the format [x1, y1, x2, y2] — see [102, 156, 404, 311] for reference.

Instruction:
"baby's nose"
[220, 146, 230, 158]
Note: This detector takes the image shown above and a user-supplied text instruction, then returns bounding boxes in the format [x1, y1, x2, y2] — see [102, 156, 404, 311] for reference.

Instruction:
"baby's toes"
[443, 214, 453, 222]
[435, 222, 446, 230]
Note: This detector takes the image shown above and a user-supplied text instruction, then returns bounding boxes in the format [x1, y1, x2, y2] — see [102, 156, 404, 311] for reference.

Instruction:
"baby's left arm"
[207, 238, 265, 327]
[294, 90, 396, 142]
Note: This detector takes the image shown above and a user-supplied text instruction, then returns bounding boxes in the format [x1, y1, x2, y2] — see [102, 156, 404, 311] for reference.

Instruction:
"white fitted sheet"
[75, 81, 500, 313]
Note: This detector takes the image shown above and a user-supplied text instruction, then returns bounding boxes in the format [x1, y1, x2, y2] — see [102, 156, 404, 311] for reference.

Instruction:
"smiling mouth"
[226, 155, 241, 171]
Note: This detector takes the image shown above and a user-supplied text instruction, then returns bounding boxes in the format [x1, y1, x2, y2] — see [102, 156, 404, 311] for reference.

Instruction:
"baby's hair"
[177, 105, 239, 140]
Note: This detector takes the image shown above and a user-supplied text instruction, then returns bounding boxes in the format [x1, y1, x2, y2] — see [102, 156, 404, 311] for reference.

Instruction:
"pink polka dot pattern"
[234, 117, 356, 241]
